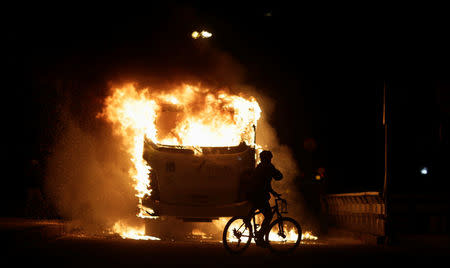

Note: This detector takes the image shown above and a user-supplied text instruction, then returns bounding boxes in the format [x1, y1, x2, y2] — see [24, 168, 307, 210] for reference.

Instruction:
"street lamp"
[420, 167, 428, 175]
[191, 30, 212, 39]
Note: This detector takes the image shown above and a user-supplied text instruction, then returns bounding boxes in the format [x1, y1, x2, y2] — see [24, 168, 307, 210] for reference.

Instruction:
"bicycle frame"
[223, 196, 301, 254]
[247, 197, 287, 237]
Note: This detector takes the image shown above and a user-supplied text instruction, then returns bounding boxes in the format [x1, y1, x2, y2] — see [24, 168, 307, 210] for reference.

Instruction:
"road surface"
[3, 218, 449, 267]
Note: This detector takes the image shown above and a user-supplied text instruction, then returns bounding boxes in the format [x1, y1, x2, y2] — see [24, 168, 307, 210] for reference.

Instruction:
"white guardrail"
[323, 192, 386, 237]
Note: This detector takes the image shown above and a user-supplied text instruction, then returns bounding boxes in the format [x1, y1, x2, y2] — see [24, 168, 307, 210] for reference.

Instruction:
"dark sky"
[4, 3, 450, 215]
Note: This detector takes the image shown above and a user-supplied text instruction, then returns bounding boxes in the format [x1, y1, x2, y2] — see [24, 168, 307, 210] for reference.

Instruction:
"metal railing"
[323, 192, 386, 237]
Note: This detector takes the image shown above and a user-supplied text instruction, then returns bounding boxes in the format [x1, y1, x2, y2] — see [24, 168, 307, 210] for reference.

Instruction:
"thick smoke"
[252, 92, 319, 233]
[44, 82, 316, 237]
[44, 104, 140, 234]
[42, 5, 316, 235]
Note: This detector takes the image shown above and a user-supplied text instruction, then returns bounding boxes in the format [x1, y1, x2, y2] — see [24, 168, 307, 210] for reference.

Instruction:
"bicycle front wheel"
[222, 216, 253, 254]
[264, 217, 302, 253]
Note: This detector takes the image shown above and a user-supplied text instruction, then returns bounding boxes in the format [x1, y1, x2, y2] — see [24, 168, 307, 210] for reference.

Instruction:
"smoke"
[255, 96, 319, 233]
[221, 84, 318, 234]
[44, 104, 140, 234]
[41, 6, 318, 236]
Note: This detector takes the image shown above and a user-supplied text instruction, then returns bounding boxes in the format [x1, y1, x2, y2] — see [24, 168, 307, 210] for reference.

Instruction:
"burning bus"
[99, 83, 262, 239]
[141, 139, 256, 220]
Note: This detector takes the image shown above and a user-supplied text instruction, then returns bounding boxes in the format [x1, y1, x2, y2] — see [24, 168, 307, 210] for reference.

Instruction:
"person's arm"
[269, 165, 282, 197]
[269, 185, 280, 197]
[271, 164, 283, 181]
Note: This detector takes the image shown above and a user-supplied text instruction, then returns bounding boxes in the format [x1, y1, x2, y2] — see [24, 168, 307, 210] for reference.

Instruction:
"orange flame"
[111, 220, 160, 240]
[218, 217, 318, 243]
[98, 83, 262, 237]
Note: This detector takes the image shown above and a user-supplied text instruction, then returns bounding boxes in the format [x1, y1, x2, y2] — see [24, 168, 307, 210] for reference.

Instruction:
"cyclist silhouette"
[249, 150, 283, 246]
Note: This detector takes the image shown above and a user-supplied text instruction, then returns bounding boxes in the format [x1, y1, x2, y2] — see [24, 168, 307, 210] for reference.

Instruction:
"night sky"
[4, 3, 450, 216]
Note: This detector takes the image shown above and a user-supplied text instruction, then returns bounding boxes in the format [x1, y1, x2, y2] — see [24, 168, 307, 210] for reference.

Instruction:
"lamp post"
[382, 80, 392, 244]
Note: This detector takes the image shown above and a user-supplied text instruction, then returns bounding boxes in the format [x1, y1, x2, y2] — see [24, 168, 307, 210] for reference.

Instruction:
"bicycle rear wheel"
[222, 216, 253, 254]
[264, 217, 302, 253]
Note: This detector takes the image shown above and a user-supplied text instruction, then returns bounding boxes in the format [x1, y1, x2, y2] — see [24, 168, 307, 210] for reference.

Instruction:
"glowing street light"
[191, 30, 212, 39]
[420, 167, 428, 175]
[191, 31, 200, 39]
[200, 30, 212, 38]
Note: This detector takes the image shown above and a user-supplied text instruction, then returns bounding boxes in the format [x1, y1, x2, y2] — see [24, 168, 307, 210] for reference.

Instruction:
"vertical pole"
[383, 81, 388, 199]
[382, 80, 391, 244]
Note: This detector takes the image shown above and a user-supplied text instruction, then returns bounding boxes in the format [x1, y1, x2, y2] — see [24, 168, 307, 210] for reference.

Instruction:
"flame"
[112, 221, 160, 240]
[302, 231, 318, 240]
[97, 84, 157, 205]
[191, 228, 206, 236]
[190, 228, 214, 240]
[98, 83, 261, 238]
[268, 225, 318, 243]
[218, 217, 318, 243]
[268, 229, 318, 243]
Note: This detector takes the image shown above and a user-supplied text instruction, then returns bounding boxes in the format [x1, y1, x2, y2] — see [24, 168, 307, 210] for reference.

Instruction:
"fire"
[302, 231, 318, 240]
[111, 221, 160, 240]
[191, 228, 206, 236]
[225, 228, 317, 244]
[189, 228, 214, 240]
[268, 228, 298, 242]
[267, 228, 318, 243]
[98, 83, 261, 237]
[219, 216, 318, 243]
[97, 85, 157, 205]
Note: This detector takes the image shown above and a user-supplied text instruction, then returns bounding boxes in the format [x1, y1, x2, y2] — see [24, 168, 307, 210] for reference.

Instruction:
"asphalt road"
[5, 234, 449, 267]
[2, 219, 449, 267]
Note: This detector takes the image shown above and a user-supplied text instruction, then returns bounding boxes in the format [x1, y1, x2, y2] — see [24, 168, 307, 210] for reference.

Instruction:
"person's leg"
[246, 206, 256, 225]
[254, 201, 272, 247]
[260, 201, 273, 235]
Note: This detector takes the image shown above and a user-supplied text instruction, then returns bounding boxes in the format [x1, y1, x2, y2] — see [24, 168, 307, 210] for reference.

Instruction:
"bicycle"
[222, 196, 302, 254]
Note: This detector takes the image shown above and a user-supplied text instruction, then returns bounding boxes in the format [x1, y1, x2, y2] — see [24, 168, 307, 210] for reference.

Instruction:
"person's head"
[259, 150, 273, 164]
